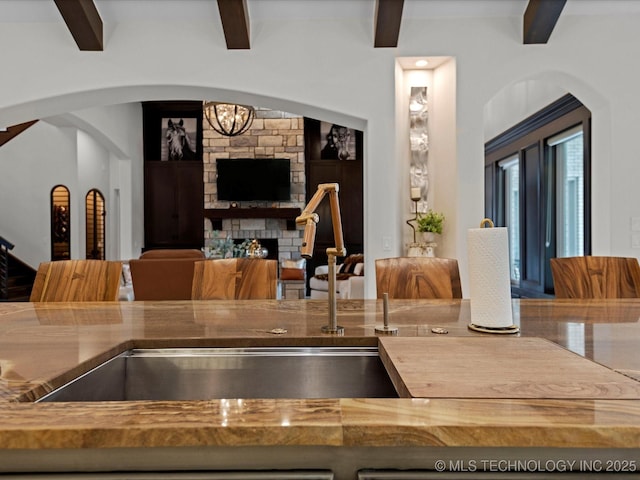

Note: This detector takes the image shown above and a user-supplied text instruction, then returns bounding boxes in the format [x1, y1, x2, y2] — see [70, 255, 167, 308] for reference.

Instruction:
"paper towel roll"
[467, 225, 514, 329]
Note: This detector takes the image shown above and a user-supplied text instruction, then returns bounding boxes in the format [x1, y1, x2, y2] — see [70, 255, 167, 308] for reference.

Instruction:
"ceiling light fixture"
[415, 59, 429, 67]
[204, 102, 255, 137]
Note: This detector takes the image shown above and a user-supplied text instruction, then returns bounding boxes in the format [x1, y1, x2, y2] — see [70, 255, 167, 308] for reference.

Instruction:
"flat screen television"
[216, 158, 291, 201]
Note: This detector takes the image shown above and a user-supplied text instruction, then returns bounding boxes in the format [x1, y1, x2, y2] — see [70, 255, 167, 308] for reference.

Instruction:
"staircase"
[6, 255, 36, 301]
[0, 237, 36, 302]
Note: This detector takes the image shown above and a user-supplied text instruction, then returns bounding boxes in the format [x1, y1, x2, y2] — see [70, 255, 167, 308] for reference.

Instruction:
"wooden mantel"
[204, 207, 301, 230]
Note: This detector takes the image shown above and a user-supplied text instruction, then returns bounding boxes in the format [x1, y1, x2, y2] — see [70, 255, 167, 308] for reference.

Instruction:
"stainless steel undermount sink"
[37, 346, 399, 402]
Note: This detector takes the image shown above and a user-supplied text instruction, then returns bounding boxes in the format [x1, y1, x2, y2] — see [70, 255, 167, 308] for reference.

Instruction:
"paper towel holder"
[467, 217, 520, 335]
[479, 218, 494, 228]
[468, 323, 519, 334]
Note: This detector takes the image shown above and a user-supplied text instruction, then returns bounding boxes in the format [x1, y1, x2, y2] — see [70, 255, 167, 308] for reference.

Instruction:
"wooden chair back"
[192, 258, 278, 300]
[375, 257, 463, 299]
[29, 260, 122, 302]
[550, 256, 640, 298]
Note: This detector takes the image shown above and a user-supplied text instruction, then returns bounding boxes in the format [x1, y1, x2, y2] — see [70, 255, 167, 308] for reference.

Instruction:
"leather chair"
[550, 256, 640, 298]
[128, 249, 206, 301]
[191, 258, 277, 300]
[375, 257, 462, 299]
[30, 260, 123, 302]
[129, 257, 201, 301]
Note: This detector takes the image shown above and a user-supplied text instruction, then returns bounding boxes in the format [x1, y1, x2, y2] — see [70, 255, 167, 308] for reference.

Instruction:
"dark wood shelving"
[204, 207, 301, 230]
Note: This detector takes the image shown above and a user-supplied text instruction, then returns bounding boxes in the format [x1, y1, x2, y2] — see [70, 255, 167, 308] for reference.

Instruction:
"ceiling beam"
[53, 0, 103, 51]
[374, 0, 404, 48]
[523, 0, 566, 44]
[217, 0, 250, 49]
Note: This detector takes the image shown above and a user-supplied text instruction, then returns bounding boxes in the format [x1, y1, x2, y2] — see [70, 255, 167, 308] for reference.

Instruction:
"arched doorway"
[483, 74, 599, 297]
[86, 189, 106, 260]
[51, 185, 70, 261]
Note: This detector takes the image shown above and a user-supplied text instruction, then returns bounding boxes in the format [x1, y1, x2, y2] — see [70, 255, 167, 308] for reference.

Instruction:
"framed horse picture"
[161, 117, 198, 161]
[142, 101, 203, 162]
[320, 121, 358, 160]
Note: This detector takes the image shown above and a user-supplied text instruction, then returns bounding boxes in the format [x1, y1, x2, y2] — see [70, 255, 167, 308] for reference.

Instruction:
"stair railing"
[0, 236, 15, 301]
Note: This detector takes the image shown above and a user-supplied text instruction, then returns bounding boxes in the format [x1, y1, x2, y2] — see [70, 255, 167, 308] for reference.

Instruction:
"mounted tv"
[216, 158, 291, 201]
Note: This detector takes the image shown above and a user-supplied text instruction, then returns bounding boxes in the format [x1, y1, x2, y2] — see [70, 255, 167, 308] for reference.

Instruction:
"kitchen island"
[1, 299, 640, 478]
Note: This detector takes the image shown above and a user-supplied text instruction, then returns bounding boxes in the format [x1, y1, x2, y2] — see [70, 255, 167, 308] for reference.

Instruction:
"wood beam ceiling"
[46, 1, 568, 53]
[217, 0, 250, 49]
[523, 0, 566, 44]
[53, 0, 103, 51]
[374, 0, 404, 48]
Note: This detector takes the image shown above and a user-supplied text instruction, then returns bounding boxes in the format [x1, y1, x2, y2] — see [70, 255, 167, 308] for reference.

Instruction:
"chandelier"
[204, 102, 255, 137]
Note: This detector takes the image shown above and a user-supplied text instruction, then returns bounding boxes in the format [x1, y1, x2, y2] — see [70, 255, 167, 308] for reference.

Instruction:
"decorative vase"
[421, 232, 436, 243]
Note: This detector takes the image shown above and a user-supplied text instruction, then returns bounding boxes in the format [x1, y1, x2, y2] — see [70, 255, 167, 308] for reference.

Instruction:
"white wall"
[431, 59, 457, 261]
[0, 104, 142, 267]
[0, 122, 78, 267]
[1, 13, 640, 296]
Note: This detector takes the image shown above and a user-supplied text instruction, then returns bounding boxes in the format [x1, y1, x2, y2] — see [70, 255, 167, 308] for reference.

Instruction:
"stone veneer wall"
[202, 108, 306, 261]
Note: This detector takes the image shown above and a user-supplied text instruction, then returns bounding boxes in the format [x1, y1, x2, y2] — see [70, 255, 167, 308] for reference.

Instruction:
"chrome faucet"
[296, 183, 346, 334]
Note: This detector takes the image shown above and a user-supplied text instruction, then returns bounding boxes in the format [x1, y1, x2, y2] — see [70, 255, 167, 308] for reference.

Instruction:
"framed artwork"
[142, 101, 203, 162]
[161, 117, 198, 161]
[320, 121, 358, 160]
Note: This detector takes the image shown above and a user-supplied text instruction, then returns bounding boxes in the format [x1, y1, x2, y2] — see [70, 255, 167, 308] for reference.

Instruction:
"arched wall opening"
[483, 71, 612, 255]
[2, 85, 373, 276]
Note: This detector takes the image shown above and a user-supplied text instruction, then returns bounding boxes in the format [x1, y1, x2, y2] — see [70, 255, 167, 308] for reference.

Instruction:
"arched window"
[51, 185, 70, 260]
[85, 189, 105, 260]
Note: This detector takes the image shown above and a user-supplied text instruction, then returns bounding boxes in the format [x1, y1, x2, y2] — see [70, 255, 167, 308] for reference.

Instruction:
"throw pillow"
[282, 258, 306, 269]
[281, 268, 305, 280]
[280, 258, 306, 280]
[353, 262, 364, 276]
[338, 254, 364, 274]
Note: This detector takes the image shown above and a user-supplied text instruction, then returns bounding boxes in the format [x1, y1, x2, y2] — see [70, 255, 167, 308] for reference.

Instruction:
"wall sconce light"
[204, 102, 255, 137]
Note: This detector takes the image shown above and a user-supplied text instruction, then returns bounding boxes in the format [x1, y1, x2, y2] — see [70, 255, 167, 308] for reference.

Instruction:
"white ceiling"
[2, 0, 640, 24]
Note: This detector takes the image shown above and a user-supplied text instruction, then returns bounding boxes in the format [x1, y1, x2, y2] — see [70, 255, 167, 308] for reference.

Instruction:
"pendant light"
[204, 102, 255, 137]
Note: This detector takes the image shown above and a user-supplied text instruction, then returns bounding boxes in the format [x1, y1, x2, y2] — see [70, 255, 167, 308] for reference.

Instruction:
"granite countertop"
[1, 299, 640, 451]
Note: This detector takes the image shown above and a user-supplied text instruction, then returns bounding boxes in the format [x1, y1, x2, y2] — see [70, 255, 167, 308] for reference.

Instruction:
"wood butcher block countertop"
[379, 337, 640, 399]
[2, 299, 640, 452]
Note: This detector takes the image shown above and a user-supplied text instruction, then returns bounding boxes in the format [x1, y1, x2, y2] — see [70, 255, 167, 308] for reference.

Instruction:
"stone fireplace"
[202, 108, 306, 262]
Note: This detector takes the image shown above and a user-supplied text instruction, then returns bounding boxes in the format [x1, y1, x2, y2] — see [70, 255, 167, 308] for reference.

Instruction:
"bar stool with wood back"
[29, 260, 123, 302]
[191, 258, 278, 300]
[375, 257, 463, 299]
[550, 256, 640, 298]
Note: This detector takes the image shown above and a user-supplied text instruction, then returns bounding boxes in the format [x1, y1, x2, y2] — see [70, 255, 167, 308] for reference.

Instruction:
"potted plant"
[417, 210, 445, 242]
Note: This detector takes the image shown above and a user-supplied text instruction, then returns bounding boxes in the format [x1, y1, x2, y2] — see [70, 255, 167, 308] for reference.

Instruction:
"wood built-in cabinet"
[144, 162, 204, 249]
[142, 101, 204, 250]
[303, 119, 364, 286]
[141, 106, 363, 257]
